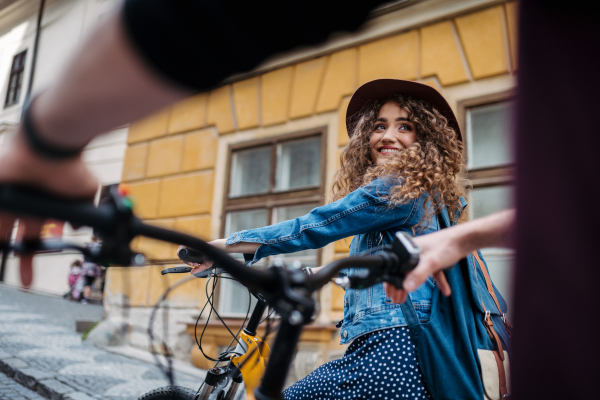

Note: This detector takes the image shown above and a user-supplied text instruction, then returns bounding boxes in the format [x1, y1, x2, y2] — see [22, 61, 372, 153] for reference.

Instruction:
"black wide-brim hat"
[346, 79, 462, 141]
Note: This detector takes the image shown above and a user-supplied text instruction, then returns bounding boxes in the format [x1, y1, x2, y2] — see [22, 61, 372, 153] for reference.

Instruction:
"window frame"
[5, 50, 27, 108]
[458, 90, 515, 189]
[222, 128, 327, 221]
[217, 128, 327, 317]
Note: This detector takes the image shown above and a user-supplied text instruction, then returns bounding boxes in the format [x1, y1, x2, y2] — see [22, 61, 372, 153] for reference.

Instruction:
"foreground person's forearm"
[30, 10, 189, 151]
[446, 209, 515, 256]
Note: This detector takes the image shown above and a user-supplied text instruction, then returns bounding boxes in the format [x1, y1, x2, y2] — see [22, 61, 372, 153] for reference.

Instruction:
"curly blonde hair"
[331, 94, 468, 228]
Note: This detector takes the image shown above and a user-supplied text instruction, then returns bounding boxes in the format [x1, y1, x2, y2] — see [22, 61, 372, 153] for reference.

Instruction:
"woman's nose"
[381, 128, 397, 143]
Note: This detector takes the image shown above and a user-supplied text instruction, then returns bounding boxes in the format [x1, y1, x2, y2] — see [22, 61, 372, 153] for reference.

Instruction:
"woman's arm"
[181, 179, 416, 274]
[180, 241, 327, 276]
[226, 179, 418, 265]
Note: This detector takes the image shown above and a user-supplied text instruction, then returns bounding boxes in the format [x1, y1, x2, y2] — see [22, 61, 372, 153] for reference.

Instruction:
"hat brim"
[345, 79, 462, 141]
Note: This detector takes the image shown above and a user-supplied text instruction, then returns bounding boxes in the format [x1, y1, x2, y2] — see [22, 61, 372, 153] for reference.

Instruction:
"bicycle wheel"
[138, 386, 197, 400]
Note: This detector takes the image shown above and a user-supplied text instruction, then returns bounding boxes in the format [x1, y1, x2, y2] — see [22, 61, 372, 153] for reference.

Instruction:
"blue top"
[226, 177, 467, 344]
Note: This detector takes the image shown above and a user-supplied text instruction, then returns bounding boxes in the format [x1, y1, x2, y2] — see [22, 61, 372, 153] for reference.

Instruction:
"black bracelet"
[22, 97, 83, 160]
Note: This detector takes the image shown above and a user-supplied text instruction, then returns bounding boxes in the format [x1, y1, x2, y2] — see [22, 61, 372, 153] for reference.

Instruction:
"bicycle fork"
[196, 299, 270, 400]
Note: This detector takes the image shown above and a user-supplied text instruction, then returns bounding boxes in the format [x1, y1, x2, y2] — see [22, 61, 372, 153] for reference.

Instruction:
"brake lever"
[160, 265, 224, 277]
[161, 266, 193, 275]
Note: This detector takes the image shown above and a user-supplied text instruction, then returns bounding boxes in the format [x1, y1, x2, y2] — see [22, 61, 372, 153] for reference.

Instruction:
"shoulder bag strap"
[472, 251, 513, 336]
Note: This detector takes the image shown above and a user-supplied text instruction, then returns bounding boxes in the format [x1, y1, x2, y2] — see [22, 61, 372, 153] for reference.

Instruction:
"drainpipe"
[25, 0, 46, 103]
[1, 0, 46, 282]
[0, 239, 8, 282]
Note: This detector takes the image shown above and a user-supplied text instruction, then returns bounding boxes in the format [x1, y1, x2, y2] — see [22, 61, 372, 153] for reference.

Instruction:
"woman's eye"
[399, 124, 412, 131]
[375, 124, 386, 130]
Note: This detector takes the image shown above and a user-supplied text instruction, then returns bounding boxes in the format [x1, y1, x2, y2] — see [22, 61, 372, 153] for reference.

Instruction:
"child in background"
[67, 260, 83, 300]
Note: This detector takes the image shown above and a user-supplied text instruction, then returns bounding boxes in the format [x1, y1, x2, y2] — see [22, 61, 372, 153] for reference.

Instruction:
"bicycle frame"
[196, 298, 271, 399]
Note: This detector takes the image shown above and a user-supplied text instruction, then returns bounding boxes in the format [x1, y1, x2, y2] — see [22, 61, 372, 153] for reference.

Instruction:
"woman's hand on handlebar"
[176, 244, 214, 274]
[178, 239, 261, 275]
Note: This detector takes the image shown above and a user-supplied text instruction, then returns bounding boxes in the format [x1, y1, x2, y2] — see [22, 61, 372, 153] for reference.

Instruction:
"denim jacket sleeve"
[225, 178, 418, 265]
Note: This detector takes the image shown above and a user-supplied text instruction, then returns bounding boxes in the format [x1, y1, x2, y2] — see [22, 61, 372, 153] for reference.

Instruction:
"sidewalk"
[0, 284, 203, 400]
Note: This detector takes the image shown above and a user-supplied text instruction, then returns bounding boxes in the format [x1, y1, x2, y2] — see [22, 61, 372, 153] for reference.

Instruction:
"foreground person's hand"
[0, 132, 98, 287]
[385, 210, 515, 304]
[385, 229, 457, 304]
[384, 229, 455, 304]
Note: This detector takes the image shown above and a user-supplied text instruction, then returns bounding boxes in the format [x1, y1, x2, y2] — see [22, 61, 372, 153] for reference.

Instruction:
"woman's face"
[369, 101, 417, 166]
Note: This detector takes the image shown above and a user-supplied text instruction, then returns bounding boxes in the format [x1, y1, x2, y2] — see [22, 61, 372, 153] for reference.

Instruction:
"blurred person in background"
[80, 236, 101, 304]
[66, 259, 83, 300]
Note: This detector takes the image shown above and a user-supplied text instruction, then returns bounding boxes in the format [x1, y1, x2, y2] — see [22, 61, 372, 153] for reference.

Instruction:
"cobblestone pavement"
[1, 371, 46, 400]
[0, 284, 201, 400]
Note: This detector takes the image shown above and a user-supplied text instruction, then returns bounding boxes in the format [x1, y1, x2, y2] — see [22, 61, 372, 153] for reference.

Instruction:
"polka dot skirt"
[282, 327, 431, 400]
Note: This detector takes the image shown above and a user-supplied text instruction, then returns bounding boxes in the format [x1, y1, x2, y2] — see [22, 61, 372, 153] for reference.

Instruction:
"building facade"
[105, 0, 519, 377]
[0, 0, 127, 295]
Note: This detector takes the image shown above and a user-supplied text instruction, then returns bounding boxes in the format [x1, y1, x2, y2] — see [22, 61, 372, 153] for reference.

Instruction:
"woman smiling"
[182, 79, 470, 399]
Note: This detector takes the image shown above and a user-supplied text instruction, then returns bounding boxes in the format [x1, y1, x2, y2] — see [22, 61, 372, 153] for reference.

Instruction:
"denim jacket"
[225, 177, 466, 344]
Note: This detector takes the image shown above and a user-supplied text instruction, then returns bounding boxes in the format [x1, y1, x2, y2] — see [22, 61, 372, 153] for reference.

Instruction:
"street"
[0, 284, 201, 400]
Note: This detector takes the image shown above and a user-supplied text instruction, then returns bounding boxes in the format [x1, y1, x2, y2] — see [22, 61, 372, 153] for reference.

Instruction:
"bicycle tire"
[138, 386, 197, 400]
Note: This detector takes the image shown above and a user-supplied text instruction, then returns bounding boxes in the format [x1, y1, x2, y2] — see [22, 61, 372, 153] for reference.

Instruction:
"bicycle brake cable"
[197, 275, 253, 362]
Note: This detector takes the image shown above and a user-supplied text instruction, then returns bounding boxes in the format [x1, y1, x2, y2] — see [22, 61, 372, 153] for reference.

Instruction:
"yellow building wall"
[113, 1, 517, 319]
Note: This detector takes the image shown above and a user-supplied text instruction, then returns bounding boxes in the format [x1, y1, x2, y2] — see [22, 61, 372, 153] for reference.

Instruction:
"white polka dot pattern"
[282, 327, 431, 399]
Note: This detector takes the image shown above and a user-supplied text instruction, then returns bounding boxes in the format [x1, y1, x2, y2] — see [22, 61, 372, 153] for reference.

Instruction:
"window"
[460, 93, 515, 307]
[5, 51, 27, 108]
[466, 101, 514, 170]
[218, 130, 325, 316]
[229, 135, 322, 198]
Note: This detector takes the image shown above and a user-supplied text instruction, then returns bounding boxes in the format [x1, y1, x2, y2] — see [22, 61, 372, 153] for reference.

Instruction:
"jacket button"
[343, 330, 348, 338]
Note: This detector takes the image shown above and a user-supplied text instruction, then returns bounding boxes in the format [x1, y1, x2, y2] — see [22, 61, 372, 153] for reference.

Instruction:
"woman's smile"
[377, 145, 401, 154]
[369, 101, 417, 166]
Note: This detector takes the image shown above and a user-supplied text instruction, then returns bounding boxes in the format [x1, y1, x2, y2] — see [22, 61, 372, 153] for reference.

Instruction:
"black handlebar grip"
[177, 247, 205, 264]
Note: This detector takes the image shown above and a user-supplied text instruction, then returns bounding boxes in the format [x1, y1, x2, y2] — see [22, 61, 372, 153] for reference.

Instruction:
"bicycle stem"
[254, 320, 303, 400]
[245, 299, 269, 336]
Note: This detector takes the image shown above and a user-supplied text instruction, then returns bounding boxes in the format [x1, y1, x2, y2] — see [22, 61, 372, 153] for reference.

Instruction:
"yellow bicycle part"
[231, 330, 271, 396]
